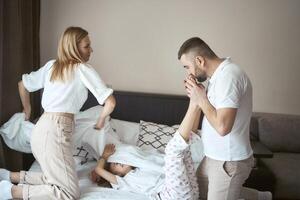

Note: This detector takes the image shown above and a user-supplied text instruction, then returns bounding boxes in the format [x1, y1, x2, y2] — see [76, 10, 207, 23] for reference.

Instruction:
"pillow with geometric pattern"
[138, 120, 178, 153]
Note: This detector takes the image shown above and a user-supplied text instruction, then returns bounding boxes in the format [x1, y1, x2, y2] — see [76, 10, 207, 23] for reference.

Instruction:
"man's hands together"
[184, 74, 208, 108]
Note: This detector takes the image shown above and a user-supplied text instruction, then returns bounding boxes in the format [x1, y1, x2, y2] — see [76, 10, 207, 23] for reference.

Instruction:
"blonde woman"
[0, 27, 116, 200]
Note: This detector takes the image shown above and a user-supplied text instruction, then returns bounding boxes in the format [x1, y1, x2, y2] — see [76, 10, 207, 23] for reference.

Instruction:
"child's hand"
[102, 144, 115, 159]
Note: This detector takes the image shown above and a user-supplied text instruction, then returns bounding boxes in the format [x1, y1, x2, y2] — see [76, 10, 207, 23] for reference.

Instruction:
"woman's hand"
[94, 117, 105, 130]
[102, 144, 115, 160]
[23, 106, 31, 121]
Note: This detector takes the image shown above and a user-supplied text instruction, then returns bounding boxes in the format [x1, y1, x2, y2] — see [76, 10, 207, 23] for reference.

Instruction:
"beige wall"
[40, 0, 300, 115]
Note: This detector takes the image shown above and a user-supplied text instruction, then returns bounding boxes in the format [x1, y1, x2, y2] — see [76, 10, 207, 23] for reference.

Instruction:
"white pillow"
[0, 113, 33, 153]
[72, 105, 104, 152]
[73, 105, 121, 160]
[110, 119, 140, 145]
[75, 105, 107, 123]
[73, 146, 94, 165]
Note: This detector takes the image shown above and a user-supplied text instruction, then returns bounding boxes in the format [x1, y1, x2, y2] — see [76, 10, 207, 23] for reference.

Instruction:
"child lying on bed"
[91, 100, 201, 200]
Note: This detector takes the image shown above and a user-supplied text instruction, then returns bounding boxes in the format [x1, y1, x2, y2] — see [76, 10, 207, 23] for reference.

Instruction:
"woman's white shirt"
[22, 60, 113, 114]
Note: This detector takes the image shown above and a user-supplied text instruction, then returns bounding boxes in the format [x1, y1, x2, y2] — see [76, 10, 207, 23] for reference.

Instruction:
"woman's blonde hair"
[50, 26, 88, 82]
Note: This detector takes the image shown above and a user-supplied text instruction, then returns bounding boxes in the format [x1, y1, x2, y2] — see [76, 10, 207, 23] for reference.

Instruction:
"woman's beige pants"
[20, 113, 80, 200]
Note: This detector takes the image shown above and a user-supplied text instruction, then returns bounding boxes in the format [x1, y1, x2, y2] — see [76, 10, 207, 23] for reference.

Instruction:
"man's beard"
[194, 64, 207, 82]
[195, 75, 207, 83]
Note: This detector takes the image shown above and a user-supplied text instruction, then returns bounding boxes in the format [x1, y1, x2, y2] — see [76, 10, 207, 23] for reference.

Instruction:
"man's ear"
[195, 56, 205, 67]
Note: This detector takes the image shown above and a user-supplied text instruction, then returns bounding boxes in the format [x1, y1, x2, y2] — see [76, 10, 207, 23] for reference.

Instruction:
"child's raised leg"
[183, 144, 199, 199]
[159, 131, 195, 200]
[159, 101, 200, 200]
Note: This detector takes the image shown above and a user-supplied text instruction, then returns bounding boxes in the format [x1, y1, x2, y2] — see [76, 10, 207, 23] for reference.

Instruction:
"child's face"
[109, 162, 132, 176]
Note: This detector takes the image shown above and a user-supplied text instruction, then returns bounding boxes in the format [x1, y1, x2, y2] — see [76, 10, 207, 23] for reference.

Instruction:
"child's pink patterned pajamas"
[159, 132, 199, 200]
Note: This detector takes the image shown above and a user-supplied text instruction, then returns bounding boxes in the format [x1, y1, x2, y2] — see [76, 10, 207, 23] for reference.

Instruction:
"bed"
[27, 90, 203, 200]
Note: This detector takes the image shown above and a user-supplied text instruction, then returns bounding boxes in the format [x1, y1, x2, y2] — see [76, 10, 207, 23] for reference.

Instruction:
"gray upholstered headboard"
[0, 137, 5, 167]
[81, 90, 194, 126]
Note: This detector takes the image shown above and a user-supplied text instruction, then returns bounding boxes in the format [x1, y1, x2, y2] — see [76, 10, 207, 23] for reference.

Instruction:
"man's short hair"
[178, 37, 217, 60]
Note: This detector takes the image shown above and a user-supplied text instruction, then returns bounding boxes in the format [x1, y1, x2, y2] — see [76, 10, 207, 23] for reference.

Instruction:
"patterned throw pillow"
[138, 120, 178, 153]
